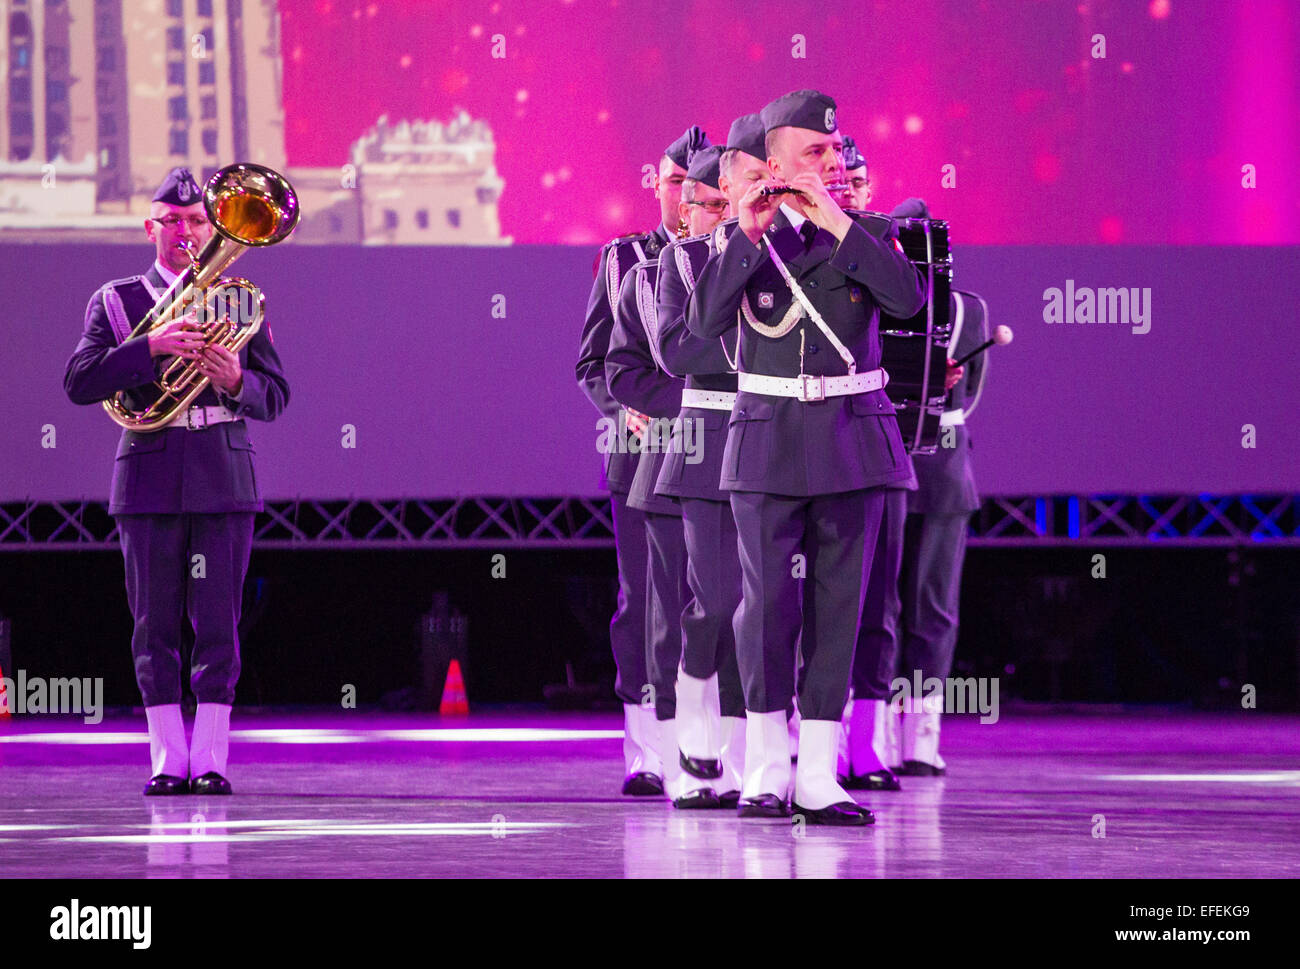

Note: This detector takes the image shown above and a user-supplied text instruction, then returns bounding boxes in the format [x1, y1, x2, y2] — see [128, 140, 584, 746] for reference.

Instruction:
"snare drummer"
[888, 198, 987, 776]
[838, 137, 915, 790]
[840, 159, 964, 789]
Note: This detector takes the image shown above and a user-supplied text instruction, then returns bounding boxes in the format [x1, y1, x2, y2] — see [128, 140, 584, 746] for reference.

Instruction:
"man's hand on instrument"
[788, 173, 852, 240]
[625, 407, 650, 442]
[147, 315, 205, 360]
[945, 358, 964, 391]
[197, 344, 243, 397]
[738, 182, 783, 246]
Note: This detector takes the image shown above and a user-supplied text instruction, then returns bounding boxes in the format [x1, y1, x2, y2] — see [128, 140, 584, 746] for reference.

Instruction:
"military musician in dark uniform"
[835, 138, 913, 791]
[687, 91, 926, 825]
[605, 141, 732, 808]
[576, 127, 707, 796]
[653, 117, 771, 807]
[63, 168, 289, 796]
[839, 165, 966, 790]
[888, 201, 988, 775]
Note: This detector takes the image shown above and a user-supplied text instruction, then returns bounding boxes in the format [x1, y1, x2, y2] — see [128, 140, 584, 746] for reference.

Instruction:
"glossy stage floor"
[1, 710, 1297, 879]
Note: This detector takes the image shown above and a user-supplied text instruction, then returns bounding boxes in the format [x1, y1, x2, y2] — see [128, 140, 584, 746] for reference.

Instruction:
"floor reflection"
[2, 711, 1298, 878]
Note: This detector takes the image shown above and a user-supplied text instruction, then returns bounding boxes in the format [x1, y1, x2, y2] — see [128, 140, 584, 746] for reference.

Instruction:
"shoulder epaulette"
[605, 232, 659, 307]
[711, 218, 742, 252]
[845, 209, 897, 240]
[99, 275, 151, 345]
[102, 274, 146, 291]
[845, 208, 893, 223]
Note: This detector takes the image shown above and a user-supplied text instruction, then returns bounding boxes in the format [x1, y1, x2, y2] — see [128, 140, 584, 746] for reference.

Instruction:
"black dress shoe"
[143, 774, 190, 797]
[738, 793, 790, 818]
[897, 760, 946, 777]
[718, 790, 741, 810]
[672, 788, 721, 810]
[790, 800, 875, 826]
[844, 768, 902, 791]
[622, 771, 665, 796]
[679, 751, 723, 780]
[190, 772, 233, 796]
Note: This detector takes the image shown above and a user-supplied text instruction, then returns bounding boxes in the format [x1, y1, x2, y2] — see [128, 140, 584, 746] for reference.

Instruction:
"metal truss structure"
[2, 494, 1299, 551]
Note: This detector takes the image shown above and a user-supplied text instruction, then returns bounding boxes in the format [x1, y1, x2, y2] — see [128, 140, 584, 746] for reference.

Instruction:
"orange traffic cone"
[439, 659, 469, 716]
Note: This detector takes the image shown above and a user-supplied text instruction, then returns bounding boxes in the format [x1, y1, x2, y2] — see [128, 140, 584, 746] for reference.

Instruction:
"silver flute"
[759, 182, 850, 197]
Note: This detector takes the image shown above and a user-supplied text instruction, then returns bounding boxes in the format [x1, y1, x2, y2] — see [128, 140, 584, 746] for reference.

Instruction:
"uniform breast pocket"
[725, 397, 776, 481]
[850, 394, 902, 472]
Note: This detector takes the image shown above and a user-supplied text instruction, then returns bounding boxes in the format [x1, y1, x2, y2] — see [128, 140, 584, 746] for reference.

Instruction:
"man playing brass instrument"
[64, 167, 290, 796]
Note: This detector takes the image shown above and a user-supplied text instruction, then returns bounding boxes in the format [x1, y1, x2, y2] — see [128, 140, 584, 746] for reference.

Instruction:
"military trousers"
[644, 510, 690, 721]
[117, 512, 255, 706]
[729, 488, 884, 721]
[609, 490, 650, 706]
[852, 488, 908, 701]
[897, 511, 970, 684]
[678, 496, 745, 718]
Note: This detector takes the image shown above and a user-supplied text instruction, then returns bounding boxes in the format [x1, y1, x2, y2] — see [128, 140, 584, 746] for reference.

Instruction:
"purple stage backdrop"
[4, 242, 1298, 501]
[3, 0, 1298, 501]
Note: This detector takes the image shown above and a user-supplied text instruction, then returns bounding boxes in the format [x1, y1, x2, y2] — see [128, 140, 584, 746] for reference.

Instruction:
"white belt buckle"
[186, 407, 206, 431]
[799, 374, 825, 402]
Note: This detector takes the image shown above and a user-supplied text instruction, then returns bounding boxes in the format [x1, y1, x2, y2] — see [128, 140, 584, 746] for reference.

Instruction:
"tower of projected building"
[0, 0, 285, 235]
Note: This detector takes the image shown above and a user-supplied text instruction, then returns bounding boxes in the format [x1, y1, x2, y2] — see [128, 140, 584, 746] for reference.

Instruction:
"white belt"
[163, 405, 239, 431]
[736, 368, 888, 402]
[681, 388, 736, 411]
[939, 408, 965, 426]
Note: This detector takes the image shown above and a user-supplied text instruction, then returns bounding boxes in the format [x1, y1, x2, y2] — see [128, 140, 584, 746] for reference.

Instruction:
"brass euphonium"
[103, 163, 300, 432]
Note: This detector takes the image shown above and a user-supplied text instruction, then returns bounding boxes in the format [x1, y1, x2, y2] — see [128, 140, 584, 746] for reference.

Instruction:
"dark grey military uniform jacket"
[652, 227, 736, 502]
[64, 264, 289, 515]
[686, 209, 926, 497]
[605, 257, 683, 516]
[575, 225, 671, 494]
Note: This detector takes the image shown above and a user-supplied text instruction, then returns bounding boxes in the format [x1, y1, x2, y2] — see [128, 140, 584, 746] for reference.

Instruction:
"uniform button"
[807, 280, 818, 289]
[808, 343, 820, 354]
[741, 257, 749, 268]
[848, 262, 858, 271]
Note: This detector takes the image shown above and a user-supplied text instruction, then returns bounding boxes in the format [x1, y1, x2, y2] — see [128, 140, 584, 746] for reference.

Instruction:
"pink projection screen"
[3, 0, 1298, 501]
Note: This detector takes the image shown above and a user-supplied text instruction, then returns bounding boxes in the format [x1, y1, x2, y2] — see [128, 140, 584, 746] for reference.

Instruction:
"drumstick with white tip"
[952, 325, 1013, 368]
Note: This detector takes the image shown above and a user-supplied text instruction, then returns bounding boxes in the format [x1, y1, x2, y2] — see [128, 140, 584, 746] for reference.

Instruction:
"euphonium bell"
[102, 163, 300, 432]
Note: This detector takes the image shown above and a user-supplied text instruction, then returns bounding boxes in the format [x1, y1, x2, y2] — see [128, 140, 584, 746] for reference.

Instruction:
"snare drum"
[895, 217, 950, 264]
[878, 217, 952, 453]
[882, 331, 948, 454]
[881, 218, 951, 335]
